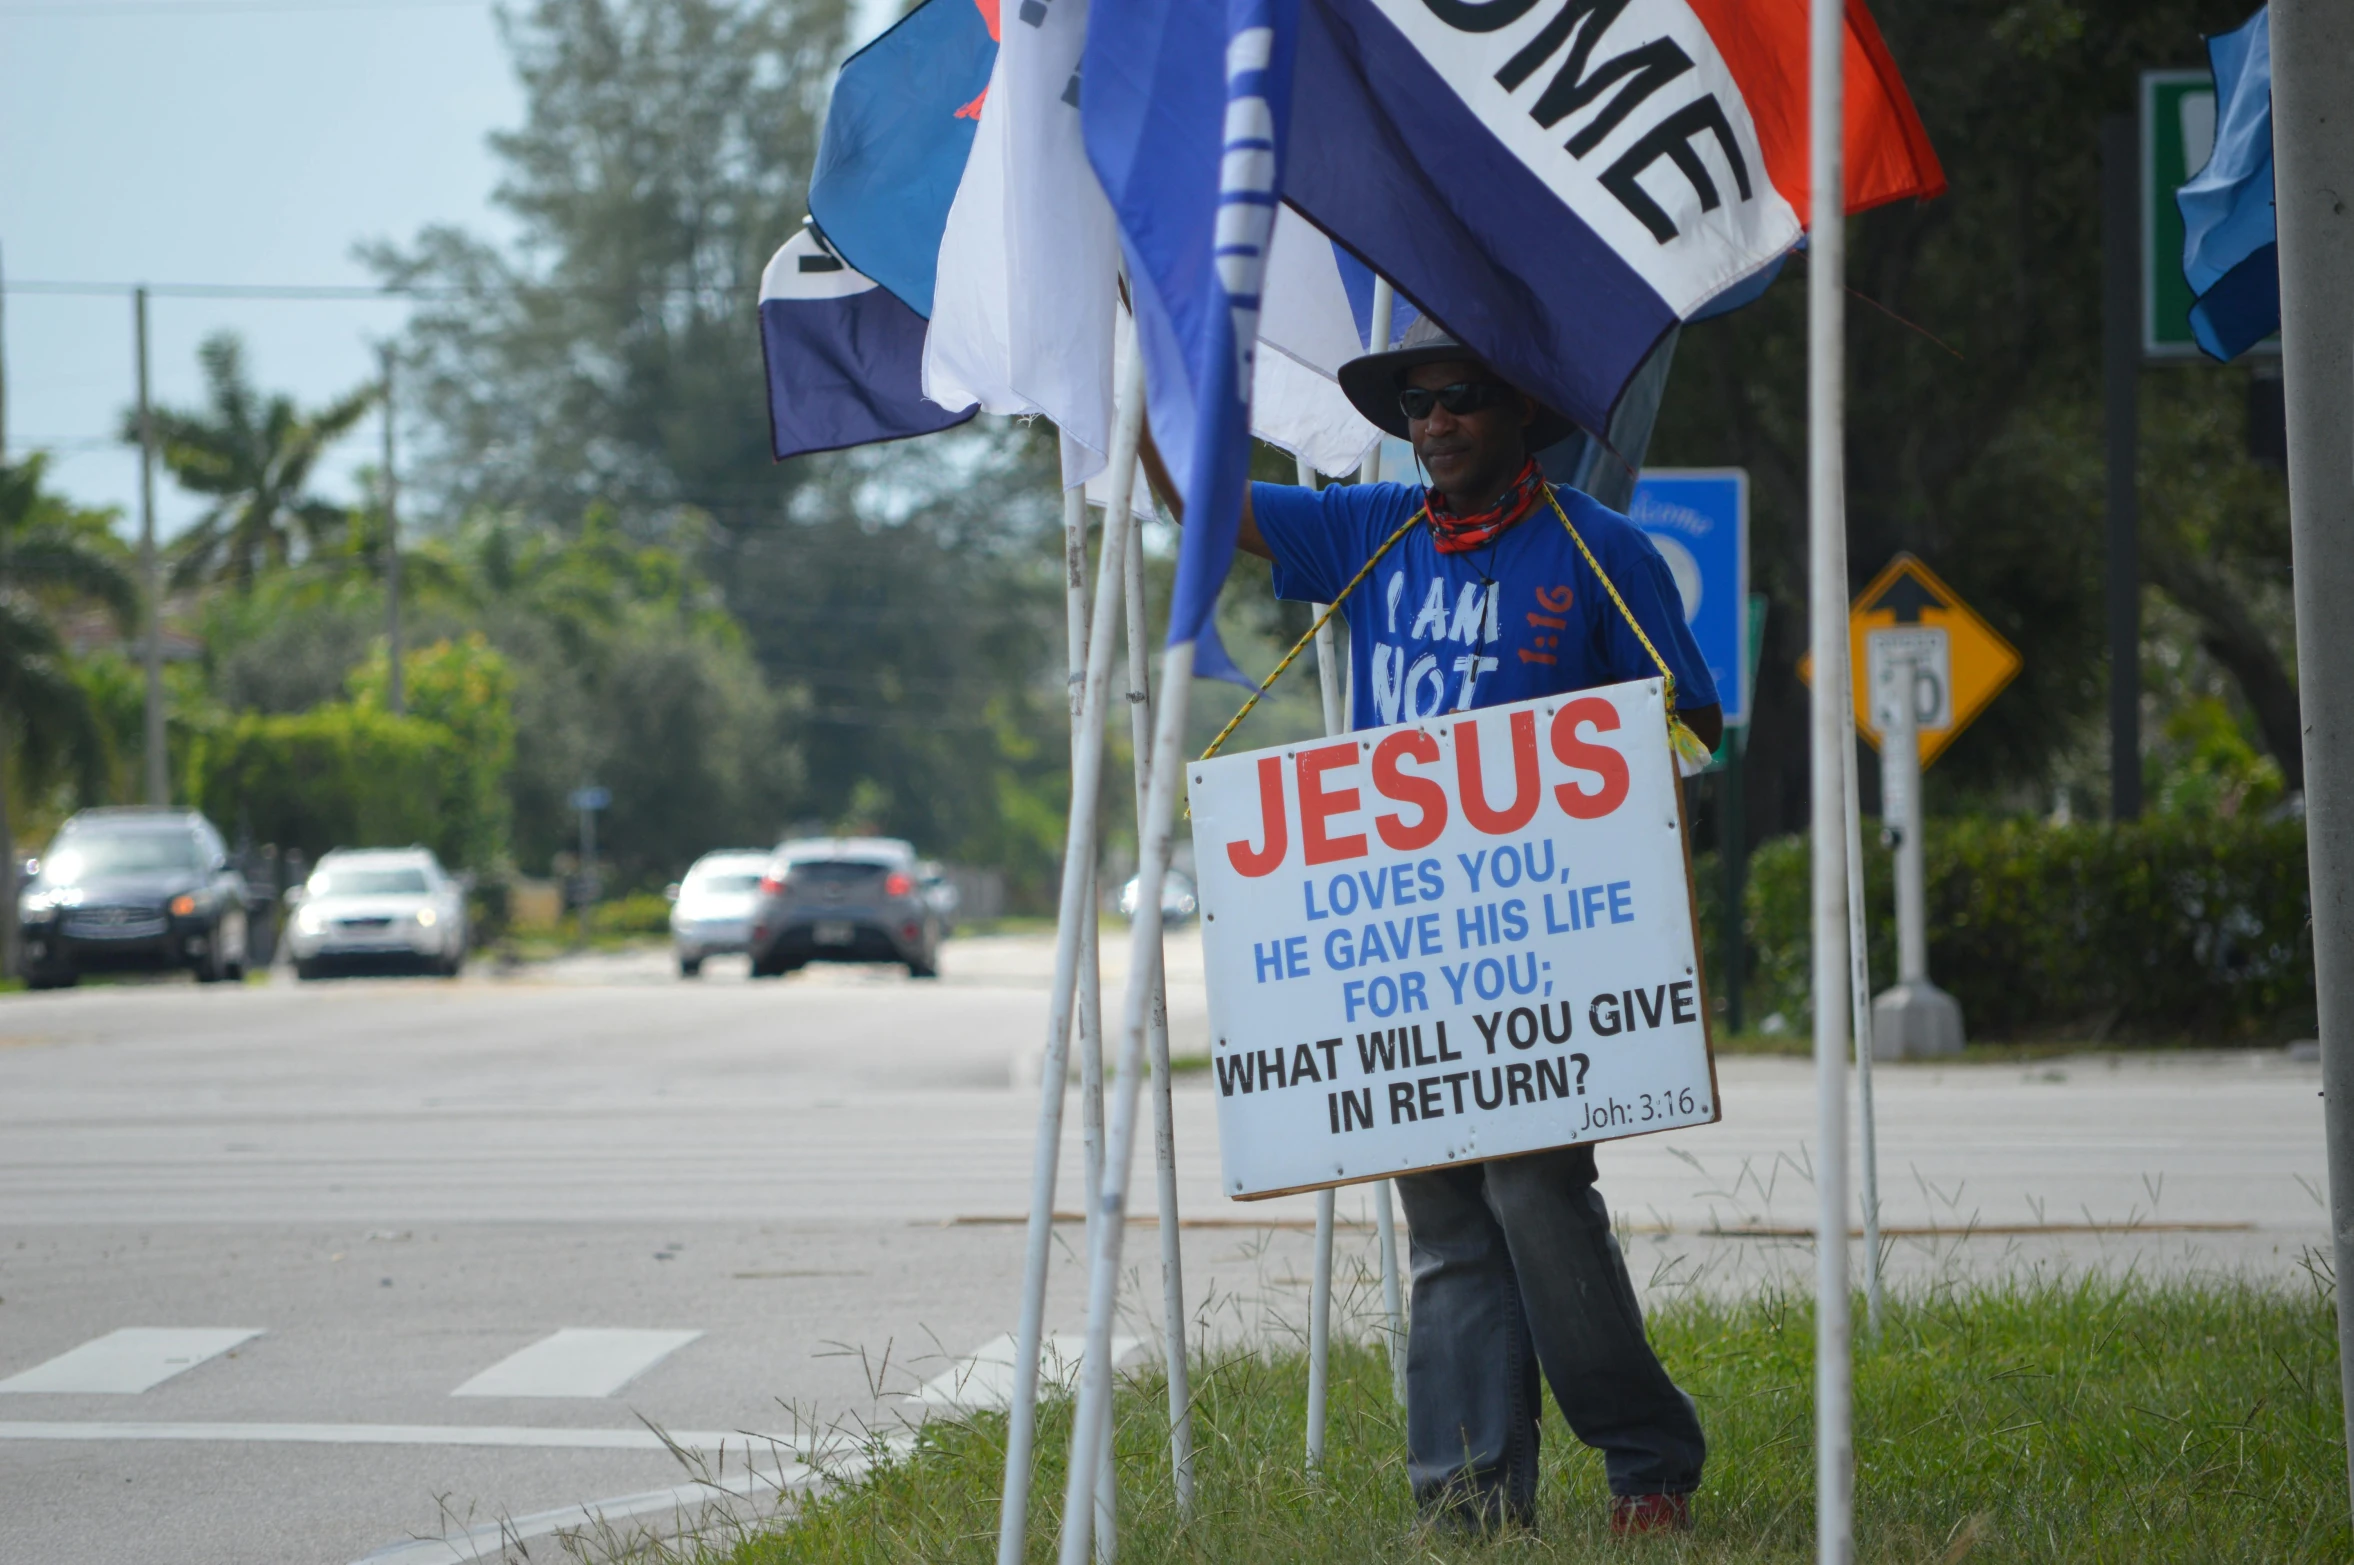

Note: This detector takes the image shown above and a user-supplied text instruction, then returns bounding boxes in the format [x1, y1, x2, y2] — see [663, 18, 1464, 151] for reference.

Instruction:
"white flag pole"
[1839, 683, 1884, 1336]
[1300, 463, 1345, 1473]
[2266, 0, 2354, 1526]
[1360, 277, 1409, 1409]
[1121, 442, 1198, 1516]
[1063, 482, 1118, 1564]
[1808, 0, 1855, 1557]
[997, 357, 1150, 1565]
[1057, 618, 1194, 1565]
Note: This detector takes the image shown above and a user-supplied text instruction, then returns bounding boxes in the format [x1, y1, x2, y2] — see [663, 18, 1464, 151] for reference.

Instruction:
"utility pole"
[2267, 0, 2354, 1526]
[134, 288, 166, 806]
[2099, 114, 2142, 819]
[380, 343, 404, 716]
[1, 240, 10, 460]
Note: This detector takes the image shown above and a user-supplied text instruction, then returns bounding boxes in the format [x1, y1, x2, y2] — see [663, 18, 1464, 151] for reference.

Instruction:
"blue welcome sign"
[1628, 469, 1750, 727]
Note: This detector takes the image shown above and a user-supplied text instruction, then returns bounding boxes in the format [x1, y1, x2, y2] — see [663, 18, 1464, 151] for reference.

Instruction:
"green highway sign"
[2142, 67, 2275, 361]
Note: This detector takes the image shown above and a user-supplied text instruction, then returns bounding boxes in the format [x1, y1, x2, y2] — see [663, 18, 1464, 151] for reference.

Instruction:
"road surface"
[0, 933, 2326, 1564]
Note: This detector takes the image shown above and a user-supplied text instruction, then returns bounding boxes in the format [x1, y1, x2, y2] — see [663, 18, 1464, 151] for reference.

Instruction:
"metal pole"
[134, 288, 166, 806]
[1806, 0, 1853, 1556]
[1061, 483, 1116, 1562]
[381, 343, 405, 716]
[1360, 277, 1408, 1409]
[1, 240, 10, 459]
[1884, 663, 1927, 987]
[997, 356, 1148, 1565]
[1840, 684, 1882, 1336]
[1056, 632, 1193, 1565]
[1120, 467, 1196, 1517]
[1300, 469, 1342, 1473]
[1721, 750, 1746, 1033]
[2100, 114, 2142, 821]
[2266, 0, 2354, 1522]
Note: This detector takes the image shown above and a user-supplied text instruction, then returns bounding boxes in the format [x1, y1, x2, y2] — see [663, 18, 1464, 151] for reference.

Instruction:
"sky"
[0, 0, 892, 540]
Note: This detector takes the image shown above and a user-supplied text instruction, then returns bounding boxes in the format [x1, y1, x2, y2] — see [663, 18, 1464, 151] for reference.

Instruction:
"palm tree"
[0, 454, 139, 976]
[126, 333, 377, 591]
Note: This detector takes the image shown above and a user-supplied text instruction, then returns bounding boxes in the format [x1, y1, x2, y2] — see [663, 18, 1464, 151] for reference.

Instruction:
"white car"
[667, 849, 771, 977]
[287, 848, 468, 979]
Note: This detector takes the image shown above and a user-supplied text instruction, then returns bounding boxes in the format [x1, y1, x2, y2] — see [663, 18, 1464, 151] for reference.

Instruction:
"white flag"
[923, 0, 1119, 489]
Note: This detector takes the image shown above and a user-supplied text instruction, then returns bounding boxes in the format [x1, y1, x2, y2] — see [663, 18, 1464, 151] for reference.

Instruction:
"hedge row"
[1699, 816, 2315, 1042]
[185, 705, 462, 868]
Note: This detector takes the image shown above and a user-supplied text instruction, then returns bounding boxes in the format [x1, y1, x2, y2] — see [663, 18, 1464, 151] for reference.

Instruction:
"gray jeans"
[1395, 1144, 1704, 1524]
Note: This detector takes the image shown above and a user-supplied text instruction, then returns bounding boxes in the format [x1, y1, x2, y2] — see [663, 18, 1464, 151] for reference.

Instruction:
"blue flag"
[1085, 0, 1300, 683]
[2177, 7, 2277, 363]
[807, 0, 1000, 320]
[759, 223, 975, 460]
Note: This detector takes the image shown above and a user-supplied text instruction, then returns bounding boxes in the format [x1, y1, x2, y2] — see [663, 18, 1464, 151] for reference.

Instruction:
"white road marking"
[906, 1332, 1142, 1411]
[350, 1433, 917, 1565]
[449, 1328, 702, 1399]
[0, 1328, 263, 1394]
[0, 1420, 784, 1451]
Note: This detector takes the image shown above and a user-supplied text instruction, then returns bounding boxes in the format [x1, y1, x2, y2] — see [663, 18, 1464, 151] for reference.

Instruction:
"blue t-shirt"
[1250, 479, 1717, 731]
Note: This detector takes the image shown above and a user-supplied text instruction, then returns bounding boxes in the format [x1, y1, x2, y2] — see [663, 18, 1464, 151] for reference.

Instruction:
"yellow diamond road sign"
[1845, 554, 2021, 766]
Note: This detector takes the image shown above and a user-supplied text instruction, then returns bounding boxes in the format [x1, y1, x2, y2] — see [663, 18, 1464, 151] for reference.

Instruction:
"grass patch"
[711, 1277, 2347, 1563]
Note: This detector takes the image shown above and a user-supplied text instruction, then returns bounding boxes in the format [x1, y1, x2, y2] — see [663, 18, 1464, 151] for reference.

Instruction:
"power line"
[1, 0, 482, 17]
[4, 278, 750, 300]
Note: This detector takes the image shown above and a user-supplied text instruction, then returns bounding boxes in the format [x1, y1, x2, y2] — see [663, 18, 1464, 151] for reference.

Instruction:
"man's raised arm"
[1135, 425, 1273, 560]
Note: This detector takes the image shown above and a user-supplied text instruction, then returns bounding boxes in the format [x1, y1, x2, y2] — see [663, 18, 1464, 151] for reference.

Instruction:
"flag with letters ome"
[1284, 0, 1944, 438]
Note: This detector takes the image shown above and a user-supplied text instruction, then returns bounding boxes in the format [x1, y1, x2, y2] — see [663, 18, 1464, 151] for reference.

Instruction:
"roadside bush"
[349, 634, 517, 871]
[184, 705, 460, 864]
[1734, 815, 2313, 1041]
[589, 891, 671, 936]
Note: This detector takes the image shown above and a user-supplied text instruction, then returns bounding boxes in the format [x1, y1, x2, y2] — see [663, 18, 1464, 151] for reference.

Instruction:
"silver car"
[667, 850, 771, 977]
[287, 848, 468, 979]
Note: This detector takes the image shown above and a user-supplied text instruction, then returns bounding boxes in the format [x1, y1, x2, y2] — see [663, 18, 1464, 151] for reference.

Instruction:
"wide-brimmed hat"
[1337, 315, 1579, 451]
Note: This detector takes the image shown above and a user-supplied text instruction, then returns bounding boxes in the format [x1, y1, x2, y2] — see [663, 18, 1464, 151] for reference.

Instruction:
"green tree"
[372, 0, 1082, 896]
[349, 633, 518, 869]
[0, 454, 140, 973]
[131, 333, 376, 592]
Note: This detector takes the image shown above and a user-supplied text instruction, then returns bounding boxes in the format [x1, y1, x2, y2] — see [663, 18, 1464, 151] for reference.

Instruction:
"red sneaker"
[1609, 1492, 1693, 1536]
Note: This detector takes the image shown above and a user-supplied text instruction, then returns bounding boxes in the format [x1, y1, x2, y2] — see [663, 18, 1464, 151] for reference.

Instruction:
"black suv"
[18, 808, 252, 989]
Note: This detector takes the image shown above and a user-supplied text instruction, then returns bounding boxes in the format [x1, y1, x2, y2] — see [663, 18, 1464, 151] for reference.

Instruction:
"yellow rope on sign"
[1193, 487, 1714, 771]
[1197, 508, 1426, 762]
[1545, 486, 1715, 770]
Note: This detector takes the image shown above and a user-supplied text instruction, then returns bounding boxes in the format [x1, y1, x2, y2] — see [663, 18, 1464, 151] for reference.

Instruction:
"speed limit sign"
[1866, 627, 1951, 732]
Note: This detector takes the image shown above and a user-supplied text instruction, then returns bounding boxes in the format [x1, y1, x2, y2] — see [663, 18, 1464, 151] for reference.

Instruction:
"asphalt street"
[0, 932, 2328, 1565]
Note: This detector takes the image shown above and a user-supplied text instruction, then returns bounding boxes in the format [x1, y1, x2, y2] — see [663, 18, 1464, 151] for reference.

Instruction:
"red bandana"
[1425, 459, 1547, 555]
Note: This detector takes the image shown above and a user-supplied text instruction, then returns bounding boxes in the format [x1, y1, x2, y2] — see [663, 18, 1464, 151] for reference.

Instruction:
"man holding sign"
[1146, 321, 1717, 1535]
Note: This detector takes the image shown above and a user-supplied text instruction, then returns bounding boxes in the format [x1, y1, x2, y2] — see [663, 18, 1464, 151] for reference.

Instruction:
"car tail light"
[885, 872, 914, 898]
[758, 875, 783, 896]
[902, 921, 921, 941]
[169, 893, 197, 916]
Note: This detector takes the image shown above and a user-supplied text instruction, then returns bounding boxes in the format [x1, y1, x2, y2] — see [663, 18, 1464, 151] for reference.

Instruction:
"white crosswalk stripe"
[0, 1328, 264, 1394]
[906, 1331, 1142, 1411]
[449, 1328, 703, 1399]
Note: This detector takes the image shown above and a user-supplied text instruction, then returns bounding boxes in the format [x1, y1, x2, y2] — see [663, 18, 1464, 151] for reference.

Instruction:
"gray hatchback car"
[747, 837, 943, 979]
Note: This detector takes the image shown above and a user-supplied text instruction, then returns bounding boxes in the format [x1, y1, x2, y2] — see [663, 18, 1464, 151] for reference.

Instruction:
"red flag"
[1682, 0, 1946, 220]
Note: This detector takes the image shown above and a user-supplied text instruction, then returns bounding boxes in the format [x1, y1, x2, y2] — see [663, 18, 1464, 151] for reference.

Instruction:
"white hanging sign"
[1190, 678, 1720, 1200]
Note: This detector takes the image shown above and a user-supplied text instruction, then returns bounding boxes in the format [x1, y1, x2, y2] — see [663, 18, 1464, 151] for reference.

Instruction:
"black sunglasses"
[1397, 381, 1513, 421]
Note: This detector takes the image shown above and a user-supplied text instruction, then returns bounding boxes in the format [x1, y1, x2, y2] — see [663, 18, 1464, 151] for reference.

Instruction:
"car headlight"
[296, 905, 327, 934]
[169, 893, 198, 917]
[415, 907, 437, 928]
